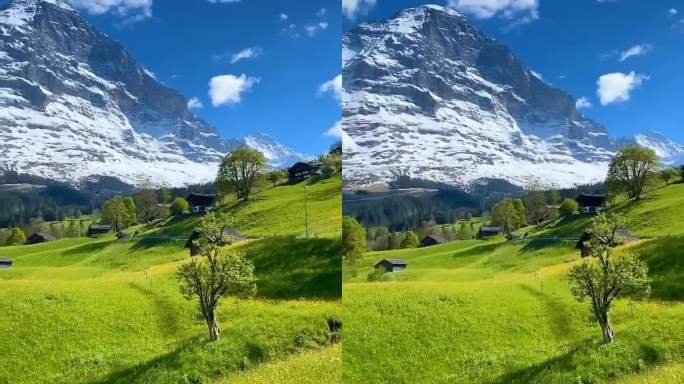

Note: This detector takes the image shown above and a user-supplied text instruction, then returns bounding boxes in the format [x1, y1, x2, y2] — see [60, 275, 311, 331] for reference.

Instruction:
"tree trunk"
[599, 316, 614, 344]
[207, 311, 220, 342]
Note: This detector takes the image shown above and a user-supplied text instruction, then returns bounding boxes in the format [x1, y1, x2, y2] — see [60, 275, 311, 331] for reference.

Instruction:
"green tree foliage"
[123, 197, 137, 225]
[65, 220, 80, 238]
[342, 216, 367, 264]
[524, 191, 548, 225]
[400, 231, 420, 248]
[491, 198, 520, 235]
[559, 198, 578, 217]
[513, 199, 526, 227]
[217, 148, 267, 201]
[568, 213, 650, 343]
[170, 197, 189, 215]
[607, 147, 660, 201]
[6, 228, 26, 246]
[158, 188, 172, 204]
[659, 168, 678, 185]
[101, 197, 132, 233]
[322, 152, 342, 176]
[177, 212, 256, 341]
[266, 170, 288, 187]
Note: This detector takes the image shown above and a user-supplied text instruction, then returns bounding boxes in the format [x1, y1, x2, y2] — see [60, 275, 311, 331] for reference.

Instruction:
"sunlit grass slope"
[344, 182, 684, 384]
[0, 176, 341, 384]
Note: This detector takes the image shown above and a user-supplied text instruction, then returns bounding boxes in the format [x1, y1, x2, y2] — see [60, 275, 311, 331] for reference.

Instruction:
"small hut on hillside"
[26, 232, 56, 245]
[287, 162, 322, 182]
[420, 234, 447, 247]
[374, 259, 408, 273]
[478, 227, 502, 240]
[576, 194, 608, 214]
[0, 260, 12, 269]
[87, 225, 112, 237]
[186, 193, 216, 213]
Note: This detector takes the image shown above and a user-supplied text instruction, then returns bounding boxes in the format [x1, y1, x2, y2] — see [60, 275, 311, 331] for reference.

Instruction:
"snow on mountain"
[244, 133, 311, 169]
[635, 132, 684, 165]
[342, 5, 682, 190]
[0, 0, 307, 187]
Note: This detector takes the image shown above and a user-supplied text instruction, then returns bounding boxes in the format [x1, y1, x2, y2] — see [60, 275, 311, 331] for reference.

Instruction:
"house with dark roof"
[0, 260, 12, 269]
[185, 229, 246, 256]
[420, 234, 447, 247]
[374, 259, 408, 273]
[287, 162, 322, 182]
[87, 225, 111, 237]
[26, 232, 56, 245]
[186, 193, 217, 213]
[576, 194, 608, 214]
[575, 228, 638, 258]
[478, 227, 502, 239]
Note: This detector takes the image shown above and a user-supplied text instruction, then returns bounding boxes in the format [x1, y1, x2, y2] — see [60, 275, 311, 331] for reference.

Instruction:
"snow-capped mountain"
[342, 5, 683, 190]
[0, 0, 307, 187]
[635, 132, 684, 165]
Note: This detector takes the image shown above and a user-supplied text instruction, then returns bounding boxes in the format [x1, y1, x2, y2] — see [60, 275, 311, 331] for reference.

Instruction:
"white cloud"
[67, 0, 153, 20]
[575, 97, 592, 109]
[187, 97, 203, 109]
[305, 22, 328, 36]
[596, 71, 648, 105]
[230, 47, 263, 64]
[279, 13, 288, 20]
[619, 43, 652, 61]
[316, 8, 327, 16]
[447, 0, 539, 23]
[209, 74, 259, 106]
[669, 8, 678, 16]
[342, 0, 377, 20]
[319, 75, 342, 101]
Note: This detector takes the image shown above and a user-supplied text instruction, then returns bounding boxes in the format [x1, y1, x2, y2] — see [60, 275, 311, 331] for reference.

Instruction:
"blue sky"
[343, 0, 684, 143]
[59, 0, 342, 156]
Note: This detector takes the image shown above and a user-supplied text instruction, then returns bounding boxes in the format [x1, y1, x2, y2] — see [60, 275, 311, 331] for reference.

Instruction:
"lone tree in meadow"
[491, 198, 520, 235]
[6, 228, 26, 246]
[266, 169, 287, 187]
[177, 212, 257, 342]
[342, 216, 367, 265]
[217, 148, 267, 201]
[524, 191, 548, 225]
[559, 198, 578, 217]
[568, 213, 650, 344]
[134, 177, 159, 223]
[606, 147, 660, 201]
[401, 231, 420, 249]
[170, 197, 189, 215]
[659, 168, 678, 186]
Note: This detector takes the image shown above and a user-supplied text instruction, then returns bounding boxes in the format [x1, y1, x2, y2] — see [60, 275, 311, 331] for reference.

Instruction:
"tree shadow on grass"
[519, 284, 575, 341]
[92, 336, 205, 384]
[243, 238, 341, 300]
[632, 236, 684, 301]
[128, 282, 183, 338]
[452, 242, 503, 258]
[61, 239, 115, 257]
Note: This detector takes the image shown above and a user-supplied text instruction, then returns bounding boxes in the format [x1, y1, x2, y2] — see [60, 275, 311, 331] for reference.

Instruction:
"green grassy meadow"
[0, 176, 341, 384]
[343, 182, 684, 384]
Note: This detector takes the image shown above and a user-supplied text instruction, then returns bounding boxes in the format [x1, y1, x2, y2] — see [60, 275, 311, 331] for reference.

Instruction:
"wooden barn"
[186, 193, 216, 213]
[26, 232, 56, 245]
[420, 234, 447, 247]
[478, 227, 502, 239]
[576, 194, 607, 214]
[575, 228, 637, 257]
[87, 225, 112, 237]
[185, 228, 246, 256]
[0, 259, 12, 269]
[287, 162, 322, 182]
[374, 259, 408, 273]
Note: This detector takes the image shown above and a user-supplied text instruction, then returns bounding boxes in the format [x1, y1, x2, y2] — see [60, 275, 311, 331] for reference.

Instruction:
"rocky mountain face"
[342, 4, 683, 190]
[0, 0, 306, 187]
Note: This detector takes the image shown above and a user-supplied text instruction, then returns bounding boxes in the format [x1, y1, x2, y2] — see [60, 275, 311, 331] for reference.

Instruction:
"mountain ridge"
[342, 4, 684, 190]
[0, 0, 308, 187]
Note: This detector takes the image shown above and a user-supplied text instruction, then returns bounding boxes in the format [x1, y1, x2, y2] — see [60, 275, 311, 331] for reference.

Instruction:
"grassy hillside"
[344, 182, 684, 384]
[0, 176, 341, 384]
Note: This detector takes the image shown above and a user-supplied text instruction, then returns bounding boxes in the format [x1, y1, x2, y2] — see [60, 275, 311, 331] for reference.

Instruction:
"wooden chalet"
[87, 225, 112, 237]
[287, 161, 322, 182]
[0, 259, 12, 269]
[576, 194, 608, 214]
[186, 193, 216, 213]
[478, 227, 502, 239]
